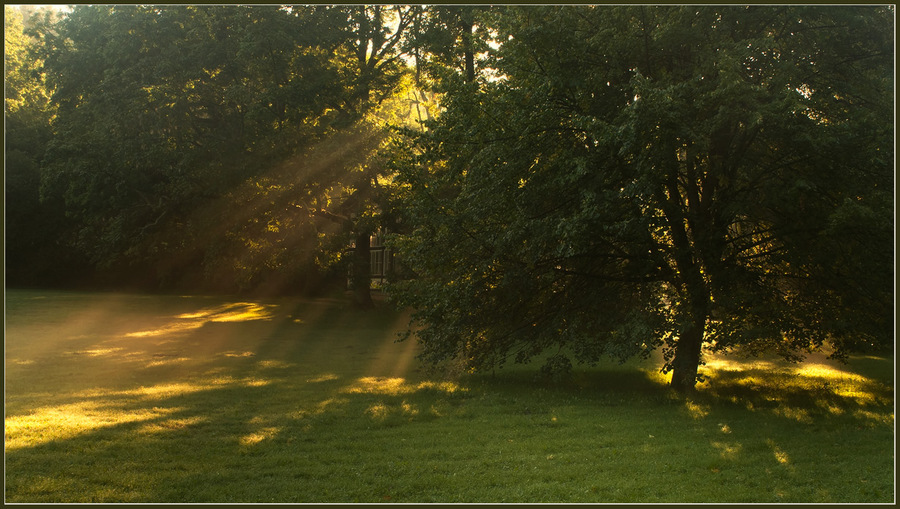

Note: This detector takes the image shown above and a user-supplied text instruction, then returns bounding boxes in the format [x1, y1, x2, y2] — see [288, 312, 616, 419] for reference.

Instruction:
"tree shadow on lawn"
[4, 366, 472, 502]
[4, 294, 467, 502]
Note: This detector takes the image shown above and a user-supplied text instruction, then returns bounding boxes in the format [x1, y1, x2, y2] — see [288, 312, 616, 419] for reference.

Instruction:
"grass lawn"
[4, 289, 894, 503]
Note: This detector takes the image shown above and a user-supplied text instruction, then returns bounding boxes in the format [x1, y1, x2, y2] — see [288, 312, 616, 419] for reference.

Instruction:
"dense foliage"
[4, 5, 893, 388]
[390, 5, 894, 390]
[7, 5, 419, 297]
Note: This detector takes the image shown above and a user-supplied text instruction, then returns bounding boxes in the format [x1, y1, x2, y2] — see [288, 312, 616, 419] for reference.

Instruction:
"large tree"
[32, 5, 398, 294]
[391, 6, 893, 391]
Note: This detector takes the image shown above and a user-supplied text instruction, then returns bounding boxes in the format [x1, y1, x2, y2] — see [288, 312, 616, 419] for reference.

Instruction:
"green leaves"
[393, 6, 893, 386]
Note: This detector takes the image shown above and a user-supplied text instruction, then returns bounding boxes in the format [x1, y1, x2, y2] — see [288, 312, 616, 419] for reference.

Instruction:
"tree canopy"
[390, 5, 894, 391]
[14, 5, 421, 297]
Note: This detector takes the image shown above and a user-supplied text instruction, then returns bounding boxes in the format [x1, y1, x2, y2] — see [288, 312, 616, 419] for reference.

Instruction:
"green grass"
[4, 289, 894, 503]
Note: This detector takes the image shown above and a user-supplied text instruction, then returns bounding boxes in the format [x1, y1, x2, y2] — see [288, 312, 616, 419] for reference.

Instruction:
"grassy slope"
[4, 289, 894, 503]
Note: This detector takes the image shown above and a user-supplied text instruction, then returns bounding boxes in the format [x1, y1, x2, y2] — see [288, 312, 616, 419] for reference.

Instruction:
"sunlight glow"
[6, 374, 278, 451]
[5, 402, 179, 451]
[68, 347, 125, 356]
[793, 363, 868, 383]
[125, 321, 205, 338]
[774, 407, 812, 424]
[712, 441, 742, 460]
[344, 376, 464, 396]
[684, 401, 710, 419]
[176, 302, 276, 321]
[127, 302, 277, 338]
[853, 409, 894, 425]
[145, 356, 191, 368]
[257, 360, 295, 370]
[239, 426, 281, 446]
[700, 353, 893, 425]
[221, 351, 256, 358]
[767, 440, 791, 466]
[137, 415, 206, 435]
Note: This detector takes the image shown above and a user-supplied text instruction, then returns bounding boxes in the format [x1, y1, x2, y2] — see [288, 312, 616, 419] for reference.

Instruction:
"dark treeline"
[5, 5, 893, 390]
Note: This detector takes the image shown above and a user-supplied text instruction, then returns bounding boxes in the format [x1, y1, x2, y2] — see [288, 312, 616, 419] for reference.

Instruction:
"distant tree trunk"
[670, 314, 706, 392]
[460, 16, 475, 84]
[351, 230, 375, 309]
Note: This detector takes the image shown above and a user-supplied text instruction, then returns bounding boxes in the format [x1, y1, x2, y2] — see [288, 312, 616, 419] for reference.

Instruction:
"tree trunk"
[351, 230, 374, 309]
[460, 17, 475, 84]
[670, 314, 706, 392]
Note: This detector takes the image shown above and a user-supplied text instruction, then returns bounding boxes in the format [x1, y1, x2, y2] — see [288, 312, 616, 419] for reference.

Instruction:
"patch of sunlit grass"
[145, 357, 192, 368]
[711, 440, 742, 460]
[685, 400, 711, 419]
[137, 416, 207, 434]
[127, 302, 278, 339]
[176, 302, 276, 322]
[257, 360, 294, 369]
[239, 426, 281, 446]
[222, 351, 256, 358]
[125, 322, 205, 338]
[5, 403, 178, 451]
[698, 353, 893, 429]
[343, 376, 465, 396]
[68, 347, 125, 356]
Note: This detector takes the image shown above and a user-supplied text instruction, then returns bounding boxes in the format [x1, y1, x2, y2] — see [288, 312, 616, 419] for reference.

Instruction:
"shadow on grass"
[4, 291, 467, 502]
[4, 369, 473, 502]
[5, 290, 895, 502]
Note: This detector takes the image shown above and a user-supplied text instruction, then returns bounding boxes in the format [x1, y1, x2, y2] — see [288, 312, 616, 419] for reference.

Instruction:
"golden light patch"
[5, 403, 176, 450]
[70, 381, 222, 400]
[137, 416, 206, 434]
[315, 397, 348, 414]
[68, 348, 124, 357]
[818, 402, 845, 416]
[343, 376, 464, 396]
[401, 401, 419, 416]
[307, 373, 340, 383]
[685, 401, 710, 419]
[712, 441, 742, 459]
[125, 322, 204, 338]
[346, 377, 407, 395]
[178, 302, 276, 322]
[222, 351, 256, 358]
[767, 440, 792, 466]
[853, 409, 894, 425]
[137, 382, 221, 397]
[145, 357, 191, 368]
[239, 426, 280, 446]
[774, 406, 812, 424]
[794, 363, 868, 383]
[366, 403, 389, 419]
[257, 360, 294, 369]
[833, 387, 882, 405]
[126, 302, 277, 339]
[703, 358, 782, 373]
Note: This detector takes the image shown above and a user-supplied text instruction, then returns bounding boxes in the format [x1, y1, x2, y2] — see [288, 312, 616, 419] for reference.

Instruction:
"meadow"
[4, 289, 894, 503]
